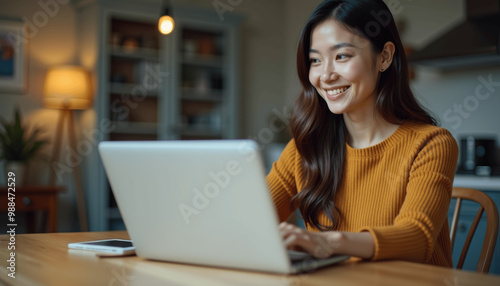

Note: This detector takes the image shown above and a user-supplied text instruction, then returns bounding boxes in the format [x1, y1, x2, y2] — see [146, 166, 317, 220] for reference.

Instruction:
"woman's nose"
[321, 64, 338, 82]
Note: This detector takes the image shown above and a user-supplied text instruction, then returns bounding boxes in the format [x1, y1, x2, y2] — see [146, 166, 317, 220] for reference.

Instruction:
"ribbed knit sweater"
[266, 121, 459, 267]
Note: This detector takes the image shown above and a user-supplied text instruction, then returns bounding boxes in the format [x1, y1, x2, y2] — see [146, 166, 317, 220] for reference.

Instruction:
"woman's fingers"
[279, 222, 323, 257]
[279, 222, 337, 258]
[279, 222, 303, 238]
[283, 232, 314, 253]
[280, 222, 311, 252]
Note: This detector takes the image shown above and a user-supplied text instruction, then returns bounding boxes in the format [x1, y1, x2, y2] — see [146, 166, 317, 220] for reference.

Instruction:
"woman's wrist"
[326, 231, 375, 259]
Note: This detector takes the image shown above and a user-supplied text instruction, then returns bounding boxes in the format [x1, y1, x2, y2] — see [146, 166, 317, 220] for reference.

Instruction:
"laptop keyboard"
[287, 250, 314, 262]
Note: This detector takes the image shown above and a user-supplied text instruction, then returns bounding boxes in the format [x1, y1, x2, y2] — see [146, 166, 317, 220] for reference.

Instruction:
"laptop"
[98, 140, 349, 274]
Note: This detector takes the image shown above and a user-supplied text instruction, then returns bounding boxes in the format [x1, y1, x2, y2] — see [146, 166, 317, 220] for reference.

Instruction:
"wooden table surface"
[1, 231, 499, 286]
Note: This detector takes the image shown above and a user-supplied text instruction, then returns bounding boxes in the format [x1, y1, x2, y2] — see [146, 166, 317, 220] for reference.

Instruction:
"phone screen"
[81, 240, 133, 248]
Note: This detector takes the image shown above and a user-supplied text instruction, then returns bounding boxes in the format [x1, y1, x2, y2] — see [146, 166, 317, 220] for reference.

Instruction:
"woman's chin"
[326, 105, 346, 115]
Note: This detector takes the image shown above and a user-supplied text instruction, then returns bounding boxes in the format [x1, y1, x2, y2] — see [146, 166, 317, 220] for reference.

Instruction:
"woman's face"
[309, 19, 381, 116]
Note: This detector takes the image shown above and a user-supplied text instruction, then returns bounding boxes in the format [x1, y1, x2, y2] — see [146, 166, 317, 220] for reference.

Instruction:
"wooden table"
[0, 231, 499, 285]
[0, 186, 66, 233]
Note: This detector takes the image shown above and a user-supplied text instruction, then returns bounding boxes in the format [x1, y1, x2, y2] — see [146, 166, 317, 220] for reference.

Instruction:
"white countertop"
[453, 175, 500, 191]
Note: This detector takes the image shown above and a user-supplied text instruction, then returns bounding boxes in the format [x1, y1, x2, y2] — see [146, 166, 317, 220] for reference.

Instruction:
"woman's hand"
[279, 222, 376, 259]
[279, 222, 344, 258]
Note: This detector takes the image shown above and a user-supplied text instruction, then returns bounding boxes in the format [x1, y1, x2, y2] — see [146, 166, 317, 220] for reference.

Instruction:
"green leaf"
[0, 107, 49, 162]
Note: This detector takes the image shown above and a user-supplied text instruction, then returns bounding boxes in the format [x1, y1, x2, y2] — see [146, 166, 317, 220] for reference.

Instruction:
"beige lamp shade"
[44, 65, 92, 109]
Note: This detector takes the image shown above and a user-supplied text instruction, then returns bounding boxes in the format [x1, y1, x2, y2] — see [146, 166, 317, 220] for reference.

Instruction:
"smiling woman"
[308, 20, 392, 116]
[266, 0, 459, 267]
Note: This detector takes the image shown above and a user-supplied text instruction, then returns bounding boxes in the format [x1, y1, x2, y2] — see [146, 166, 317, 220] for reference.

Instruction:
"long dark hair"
[290, 0, 436, 231]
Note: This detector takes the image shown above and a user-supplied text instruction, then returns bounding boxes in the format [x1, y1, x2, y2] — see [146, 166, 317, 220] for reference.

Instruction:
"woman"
[267, 0, 458, 267]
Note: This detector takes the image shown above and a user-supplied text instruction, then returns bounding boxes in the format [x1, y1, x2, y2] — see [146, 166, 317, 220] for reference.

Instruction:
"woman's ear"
[378, 41, 395, 72]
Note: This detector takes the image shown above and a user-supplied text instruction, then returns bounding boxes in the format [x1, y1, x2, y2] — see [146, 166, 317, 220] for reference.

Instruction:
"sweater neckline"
[346, 121, 411, 158]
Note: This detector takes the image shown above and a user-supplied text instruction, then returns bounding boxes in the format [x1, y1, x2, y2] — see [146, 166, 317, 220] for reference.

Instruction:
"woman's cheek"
[309, 68, 320, 87]
[339, 62, 358, 82]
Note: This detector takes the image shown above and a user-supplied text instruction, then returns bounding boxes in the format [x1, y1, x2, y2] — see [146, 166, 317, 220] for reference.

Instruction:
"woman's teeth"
[326, 86, 350, 95]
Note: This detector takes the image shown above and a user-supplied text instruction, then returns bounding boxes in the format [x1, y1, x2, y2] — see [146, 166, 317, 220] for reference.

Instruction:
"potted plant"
[0, 108, 48, 185]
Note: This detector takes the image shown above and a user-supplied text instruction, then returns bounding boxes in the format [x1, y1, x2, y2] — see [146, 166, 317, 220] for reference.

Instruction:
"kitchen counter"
[453, 174, 500, 191]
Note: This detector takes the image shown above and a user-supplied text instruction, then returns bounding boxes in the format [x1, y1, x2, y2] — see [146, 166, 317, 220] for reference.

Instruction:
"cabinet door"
[107, 17, 161, 141]
[106, 16, 162, 230]
[174, 26, 227, 140]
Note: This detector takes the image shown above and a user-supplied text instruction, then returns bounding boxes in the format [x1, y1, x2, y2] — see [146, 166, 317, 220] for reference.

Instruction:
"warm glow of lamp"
[158, 15, 174, 35]
[44, 64, 91, 232]
[44, 65, 92, 109]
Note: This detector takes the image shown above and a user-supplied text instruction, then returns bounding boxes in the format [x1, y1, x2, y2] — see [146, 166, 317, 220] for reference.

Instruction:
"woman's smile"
[324, 85, 351, 100]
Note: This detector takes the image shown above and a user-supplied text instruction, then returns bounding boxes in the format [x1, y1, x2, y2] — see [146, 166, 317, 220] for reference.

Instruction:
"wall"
[0, 0, 82, 232]
[283, 0, 323, 105]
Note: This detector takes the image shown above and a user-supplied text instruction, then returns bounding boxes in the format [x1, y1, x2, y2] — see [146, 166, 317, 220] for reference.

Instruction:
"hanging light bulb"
[158, 4, 174, 35]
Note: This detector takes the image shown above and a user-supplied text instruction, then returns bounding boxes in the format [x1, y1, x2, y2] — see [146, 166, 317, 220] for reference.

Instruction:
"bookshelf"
[77, 1, 242, 230]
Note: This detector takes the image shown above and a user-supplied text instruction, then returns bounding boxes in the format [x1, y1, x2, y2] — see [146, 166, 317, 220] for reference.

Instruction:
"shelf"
[181, 87, 223, 102]
[174, 125, 222, 137]
[181, 54, 223, 67]
[109, 45, 159, 60]
[109, 82, 159, 97]
[112, 121, 157, 135]
[83, 4, 241, 231]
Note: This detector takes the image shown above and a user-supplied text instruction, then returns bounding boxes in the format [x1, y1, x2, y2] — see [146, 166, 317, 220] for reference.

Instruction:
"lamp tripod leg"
[68, 110, 89, 231]
[49, 109, 67, 185]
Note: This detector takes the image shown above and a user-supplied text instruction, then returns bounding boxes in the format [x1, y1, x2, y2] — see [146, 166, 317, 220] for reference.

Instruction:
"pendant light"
[158, 1, 174, 35]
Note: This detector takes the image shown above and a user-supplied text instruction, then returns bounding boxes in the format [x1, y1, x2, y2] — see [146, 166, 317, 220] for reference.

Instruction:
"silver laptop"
[98, 140, 349, 274]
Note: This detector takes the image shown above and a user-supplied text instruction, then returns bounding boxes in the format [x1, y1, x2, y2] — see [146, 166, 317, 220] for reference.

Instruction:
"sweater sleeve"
[266, 139, 300, 222]
[359, 130, 459, 263]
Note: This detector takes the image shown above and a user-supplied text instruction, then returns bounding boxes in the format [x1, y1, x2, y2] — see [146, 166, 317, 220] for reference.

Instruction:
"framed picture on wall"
[0, 17, 28, 94]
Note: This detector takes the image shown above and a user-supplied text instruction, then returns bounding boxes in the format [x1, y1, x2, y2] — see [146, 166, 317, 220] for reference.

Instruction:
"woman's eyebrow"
[310, 42, 356, 53]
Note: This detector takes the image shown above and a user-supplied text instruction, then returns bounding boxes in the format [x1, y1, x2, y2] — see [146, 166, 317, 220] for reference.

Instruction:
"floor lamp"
[44, 65, 92, 232]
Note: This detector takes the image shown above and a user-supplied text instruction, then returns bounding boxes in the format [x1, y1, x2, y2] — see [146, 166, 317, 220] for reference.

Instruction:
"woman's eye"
[309, 58, 320, 64]
[336, 54, 351, 60]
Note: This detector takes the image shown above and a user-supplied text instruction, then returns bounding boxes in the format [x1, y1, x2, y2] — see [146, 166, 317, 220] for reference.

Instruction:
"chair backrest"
[449, 187, 499, 274]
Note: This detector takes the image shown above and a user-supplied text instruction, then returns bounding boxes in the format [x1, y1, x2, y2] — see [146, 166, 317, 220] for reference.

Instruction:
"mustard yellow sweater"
[266, 121, 459, 267]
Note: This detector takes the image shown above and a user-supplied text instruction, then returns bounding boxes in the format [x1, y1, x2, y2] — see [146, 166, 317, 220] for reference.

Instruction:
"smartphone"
[68, 239, 135, 255]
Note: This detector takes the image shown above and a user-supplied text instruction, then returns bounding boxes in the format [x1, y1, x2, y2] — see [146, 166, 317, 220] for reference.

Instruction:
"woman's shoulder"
[403, 121, 454, 138]
[401, 121, 458, 150]
[281, 138, 299, 157]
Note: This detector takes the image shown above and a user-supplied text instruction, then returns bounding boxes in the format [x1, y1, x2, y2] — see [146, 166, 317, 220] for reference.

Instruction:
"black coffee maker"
[457, 136, 499, 176]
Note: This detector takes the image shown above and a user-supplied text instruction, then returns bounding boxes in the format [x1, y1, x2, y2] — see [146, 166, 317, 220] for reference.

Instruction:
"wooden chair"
[449, 187, 499, 274]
